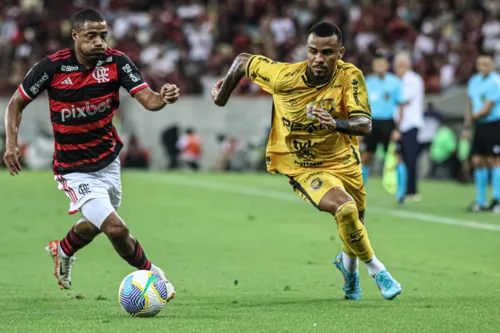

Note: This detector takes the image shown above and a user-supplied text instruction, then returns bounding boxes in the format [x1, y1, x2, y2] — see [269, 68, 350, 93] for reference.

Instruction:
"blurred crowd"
[1, 0, 500, 96]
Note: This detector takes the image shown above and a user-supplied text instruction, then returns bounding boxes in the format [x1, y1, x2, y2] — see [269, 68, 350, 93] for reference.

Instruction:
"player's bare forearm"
[333, 116, 372, 136]
[133, 88, 166, 111]
[214, 53, 252, 106]
[134, 84, 180, 111]
[396, 105, 404, 130]
[5, 91, 29, 148]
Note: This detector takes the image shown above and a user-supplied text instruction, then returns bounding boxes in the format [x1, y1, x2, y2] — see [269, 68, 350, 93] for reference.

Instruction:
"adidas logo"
[61, 77, 73, 85]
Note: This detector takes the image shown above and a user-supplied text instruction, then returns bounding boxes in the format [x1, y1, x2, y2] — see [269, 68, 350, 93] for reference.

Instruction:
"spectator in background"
[394, 52, 425, 201]
[1, 0, 499, 97]
[177, 128, 202, 170]
[161, 125, 180, 170]
[122, 134, 150, 169]
[418, 102, 444, 158]
[214, 136, 249, 172]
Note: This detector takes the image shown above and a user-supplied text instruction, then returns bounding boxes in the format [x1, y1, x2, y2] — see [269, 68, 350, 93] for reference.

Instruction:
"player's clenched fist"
[211, 79, 224, 103]
[160, 83, 180, 104]
[3, 147, 22, 176]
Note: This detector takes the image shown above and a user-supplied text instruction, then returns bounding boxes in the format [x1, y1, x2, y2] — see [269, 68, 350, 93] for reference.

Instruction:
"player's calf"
[100, 212, 152, 270]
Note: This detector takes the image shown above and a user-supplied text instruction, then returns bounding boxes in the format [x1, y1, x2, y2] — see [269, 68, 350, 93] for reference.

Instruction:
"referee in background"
[463, 51, 500, 213]
[361, 55, 407, 204]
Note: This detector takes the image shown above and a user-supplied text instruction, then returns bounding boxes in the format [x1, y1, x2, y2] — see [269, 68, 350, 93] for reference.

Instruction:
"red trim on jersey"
[18, 85, 32, 101]
[56, 132, 115, 151]
[52, 110, 116, 134]
[51, 64, 118, 89]
[57, 148, 115, 169]
[51, 54, 73, 62]
[106, 48, 123, 56]
[112, 125, 123, 146]
[69, 209, 79, 215]
[48, 48, 71, 60]
[129, 82, 149, 95]
[49, 91, 118, 112]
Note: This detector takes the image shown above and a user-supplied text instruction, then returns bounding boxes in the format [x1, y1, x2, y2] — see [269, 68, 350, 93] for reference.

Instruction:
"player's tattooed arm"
[3, 90, 30, 175]
[332, 116, 372, 136]
[134, 84, 180, 111]
[308, 107, 372, 136]
[213, 53, 253, 106]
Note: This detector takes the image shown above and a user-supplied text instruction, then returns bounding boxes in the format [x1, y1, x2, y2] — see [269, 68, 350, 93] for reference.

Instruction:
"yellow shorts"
[287, 166, 366, 212]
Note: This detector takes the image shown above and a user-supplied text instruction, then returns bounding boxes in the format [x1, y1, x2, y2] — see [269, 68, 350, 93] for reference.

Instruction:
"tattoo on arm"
[214, 54, 252, 106]
[334, 116, 372, 136]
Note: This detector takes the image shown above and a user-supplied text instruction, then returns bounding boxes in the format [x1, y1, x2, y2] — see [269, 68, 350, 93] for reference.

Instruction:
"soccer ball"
[118, 270, 169, 317]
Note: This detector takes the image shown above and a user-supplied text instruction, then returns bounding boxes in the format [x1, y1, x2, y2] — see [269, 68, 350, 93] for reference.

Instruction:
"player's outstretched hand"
[211, 79, 224, 103]
[160, 83, 180, 104]
[308, 107, 336, 131]
[3, 147, 22, 176]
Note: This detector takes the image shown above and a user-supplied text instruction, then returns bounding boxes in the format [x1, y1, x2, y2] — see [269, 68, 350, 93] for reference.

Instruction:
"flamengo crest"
[92, 66, 110, 83]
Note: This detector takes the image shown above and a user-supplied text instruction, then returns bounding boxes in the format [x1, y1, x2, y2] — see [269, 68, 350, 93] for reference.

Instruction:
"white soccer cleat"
[150, 264, 176, 302]
[45, 240, 76, 290]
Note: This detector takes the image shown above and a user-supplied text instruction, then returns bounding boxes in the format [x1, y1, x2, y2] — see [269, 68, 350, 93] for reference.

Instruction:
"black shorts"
[361, 119, 395, 153]
[471, 120, 500, 157]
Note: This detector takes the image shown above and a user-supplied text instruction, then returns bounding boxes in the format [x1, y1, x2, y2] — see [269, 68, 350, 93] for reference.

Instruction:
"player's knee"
[334, 201, 358, 225]
[104, 223, 130, 241]
[472, 156, 486, 168]
[318, 187, 354, 215]
[486, 157, 500, 168]
[74, 220, 101, 240]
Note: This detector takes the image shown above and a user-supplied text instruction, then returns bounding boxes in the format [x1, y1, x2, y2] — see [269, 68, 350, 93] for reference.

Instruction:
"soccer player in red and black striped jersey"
[3, 8, 177, 299]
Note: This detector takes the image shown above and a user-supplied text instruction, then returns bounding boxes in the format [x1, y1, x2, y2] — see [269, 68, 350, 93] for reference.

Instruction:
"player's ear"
[71, 30, 78, 42]
[339, 47, 345, 59]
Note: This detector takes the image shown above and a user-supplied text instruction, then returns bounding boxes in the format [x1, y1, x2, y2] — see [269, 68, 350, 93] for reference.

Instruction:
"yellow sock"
[335, 201, 374, 262]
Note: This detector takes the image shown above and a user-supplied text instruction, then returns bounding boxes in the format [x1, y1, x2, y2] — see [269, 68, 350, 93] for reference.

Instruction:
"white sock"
[364, 255, 386, 277]
[58, 243, 69, 258]
[342, 252, 359, 273]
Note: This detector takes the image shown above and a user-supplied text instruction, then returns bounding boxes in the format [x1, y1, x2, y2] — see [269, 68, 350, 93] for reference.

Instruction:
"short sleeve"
[485, 78, 500, 103]
[344, 68, 371, 118]
[116, 53, 149, 96]
[245, 55, 288, 94]
[467, 78, 473, 99]
[18, 58, 54, 101]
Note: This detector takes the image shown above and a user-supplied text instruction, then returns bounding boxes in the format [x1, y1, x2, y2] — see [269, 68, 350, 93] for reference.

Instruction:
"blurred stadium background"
[1, 1, 500, 332]
[1, 0, 499, 174]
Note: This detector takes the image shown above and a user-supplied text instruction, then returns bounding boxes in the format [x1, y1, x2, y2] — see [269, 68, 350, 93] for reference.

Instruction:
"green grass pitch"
[0, 171, 499, 333]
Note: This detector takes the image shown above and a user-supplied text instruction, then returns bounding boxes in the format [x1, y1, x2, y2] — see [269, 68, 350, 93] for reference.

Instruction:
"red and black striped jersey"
[18, 48, 149, 174]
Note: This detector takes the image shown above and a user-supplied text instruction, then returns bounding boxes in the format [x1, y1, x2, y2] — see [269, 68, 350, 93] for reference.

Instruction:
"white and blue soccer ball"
[118, 270, 169, 317]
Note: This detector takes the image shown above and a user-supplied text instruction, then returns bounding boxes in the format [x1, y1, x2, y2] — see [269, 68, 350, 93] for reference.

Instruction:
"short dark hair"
[373, 53, 389, 61]
[478, 50, 494, 59]
[73, 8, 106, 30]
[308, 22, 343, 44]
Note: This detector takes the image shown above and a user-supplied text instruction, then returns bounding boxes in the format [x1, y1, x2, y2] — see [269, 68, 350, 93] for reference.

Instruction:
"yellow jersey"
[245, 55, 371, 176]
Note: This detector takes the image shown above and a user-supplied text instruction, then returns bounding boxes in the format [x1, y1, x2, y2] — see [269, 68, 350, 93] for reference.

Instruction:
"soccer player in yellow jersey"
[211, 22, 402, 300]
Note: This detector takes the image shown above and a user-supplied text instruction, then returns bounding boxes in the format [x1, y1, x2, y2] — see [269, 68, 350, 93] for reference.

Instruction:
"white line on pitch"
[139, 174, 500, 232]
